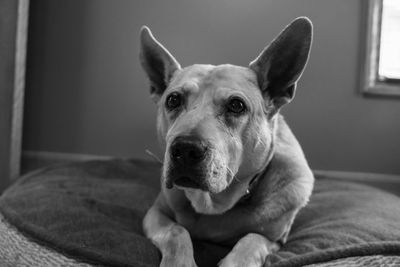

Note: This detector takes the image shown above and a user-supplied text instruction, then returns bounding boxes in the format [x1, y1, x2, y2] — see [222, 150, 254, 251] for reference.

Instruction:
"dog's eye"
[226, 98, 246, 114]
[166, 92, 182, 110]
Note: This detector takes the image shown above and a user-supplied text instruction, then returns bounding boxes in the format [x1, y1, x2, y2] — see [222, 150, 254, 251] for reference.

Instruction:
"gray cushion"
[1, 159, 400, 267]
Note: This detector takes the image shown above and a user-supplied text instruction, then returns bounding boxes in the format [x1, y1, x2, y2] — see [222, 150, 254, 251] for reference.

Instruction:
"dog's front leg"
[143, 194, 197, 267]
[218, 233, 279, 267]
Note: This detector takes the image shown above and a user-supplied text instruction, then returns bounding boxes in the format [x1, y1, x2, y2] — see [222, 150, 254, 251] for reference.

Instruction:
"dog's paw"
[218, 233, 279, 267]
[160, 256, 197, 267]
[218, 254, 262, 267]
[157, 225, 198, 267]
[160, 227, 198, 267]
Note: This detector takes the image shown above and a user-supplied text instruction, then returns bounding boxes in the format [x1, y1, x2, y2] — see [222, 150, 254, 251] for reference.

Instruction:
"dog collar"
[241, 133, 276, 202]
[238, 172, 263, 203]
[238, 146, 274, 204]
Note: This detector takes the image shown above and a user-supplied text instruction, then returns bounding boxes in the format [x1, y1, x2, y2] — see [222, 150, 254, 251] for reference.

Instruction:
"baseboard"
[314, 169, 400, 196]
[314, 169, 400, 182]
[21, 150, 111, 174]
[21, 150, 400, 195]
[22, 150, 111, 162]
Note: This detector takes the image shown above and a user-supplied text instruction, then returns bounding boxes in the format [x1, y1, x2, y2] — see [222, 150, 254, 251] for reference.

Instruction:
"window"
[362, 0, 400, 96]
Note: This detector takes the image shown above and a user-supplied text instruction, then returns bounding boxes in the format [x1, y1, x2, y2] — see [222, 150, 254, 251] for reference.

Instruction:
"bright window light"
[379, 0, 400, 80]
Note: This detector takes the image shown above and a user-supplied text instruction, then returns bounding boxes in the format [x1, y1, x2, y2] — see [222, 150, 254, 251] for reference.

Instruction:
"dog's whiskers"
[227, 166, 240, 182]
[233, 176, 242, 183]
[145, 149, 163, 164]
[254, 134, 267, 150]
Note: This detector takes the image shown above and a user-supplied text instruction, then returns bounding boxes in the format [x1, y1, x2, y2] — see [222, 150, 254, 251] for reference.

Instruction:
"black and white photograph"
[1, 0, 400, 266]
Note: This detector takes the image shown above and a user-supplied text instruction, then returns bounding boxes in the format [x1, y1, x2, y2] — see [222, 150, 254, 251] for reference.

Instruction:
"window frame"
[362, 0, 400, 96]
[0, 0, 29, 192]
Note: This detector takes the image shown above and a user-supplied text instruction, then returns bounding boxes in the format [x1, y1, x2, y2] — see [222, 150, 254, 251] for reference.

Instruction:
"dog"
[140, 17, 314, 267]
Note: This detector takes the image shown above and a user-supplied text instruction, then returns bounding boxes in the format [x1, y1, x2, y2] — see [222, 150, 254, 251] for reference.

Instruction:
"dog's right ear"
[249, 17, 312, 113]
[140, 26, 181, 103]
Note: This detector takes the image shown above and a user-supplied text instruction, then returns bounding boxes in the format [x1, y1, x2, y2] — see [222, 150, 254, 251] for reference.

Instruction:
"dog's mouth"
[165, 150, 232, 193]
[173, 176, 202, 189]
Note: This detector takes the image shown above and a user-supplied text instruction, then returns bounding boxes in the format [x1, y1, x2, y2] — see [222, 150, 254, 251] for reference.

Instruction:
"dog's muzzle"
[167, 135, 209, 189]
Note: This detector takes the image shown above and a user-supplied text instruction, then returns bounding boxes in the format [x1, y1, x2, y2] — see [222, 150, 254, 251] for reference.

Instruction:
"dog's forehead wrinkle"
[202, 65, 256, 87]
[166, 65, 215, 100]
[172, 64, 215, 85]
[179, 81, 200, 96]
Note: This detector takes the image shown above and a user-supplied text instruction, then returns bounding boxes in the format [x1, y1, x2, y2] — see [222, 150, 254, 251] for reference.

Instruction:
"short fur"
[140, 17, 314, 267]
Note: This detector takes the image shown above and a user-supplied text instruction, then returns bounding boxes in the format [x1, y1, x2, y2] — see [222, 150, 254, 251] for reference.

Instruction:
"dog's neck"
[238, 132, 276, 203]
[238, 160, 271, 204]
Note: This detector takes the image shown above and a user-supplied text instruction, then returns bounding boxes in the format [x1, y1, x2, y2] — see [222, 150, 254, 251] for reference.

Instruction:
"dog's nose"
[170, 136, 207, 165]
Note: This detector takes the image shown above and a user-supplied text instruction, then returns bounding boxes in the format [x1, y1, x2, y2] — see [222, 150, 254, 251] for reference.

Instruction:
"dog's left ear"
[249, 17, 312, 111]
[140, 26, 181, 103]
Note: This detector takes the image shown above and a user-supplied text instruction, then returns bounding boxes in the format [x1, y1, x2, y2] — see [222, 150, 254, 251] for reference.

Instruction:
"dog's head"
[140, 18, 312, 195]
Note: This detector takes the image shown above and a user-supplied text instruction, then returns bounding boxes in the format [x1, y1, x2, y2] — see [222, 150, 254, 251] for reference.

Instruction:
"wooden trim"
[314, 169, 400, 183]
[21, 151, 400, 196]
[314, 169, 400, 196]
[361, 0, 400, 96]
[0, 0, 30, 192]
[21, 151, 400, 183]
[11, 0, 29, 180]
[23, 150, 111, 162]
[21, 151, 111, 174]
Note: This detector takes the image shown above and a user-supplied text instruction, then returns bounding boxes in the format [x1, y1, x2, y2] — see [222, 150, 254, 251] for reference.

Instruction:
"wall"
[23, 0, 400, 174]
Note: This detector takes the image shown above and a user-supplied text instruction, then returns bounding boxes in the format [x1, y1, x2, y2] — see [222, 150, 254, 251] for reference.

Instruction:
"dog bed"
[1, 159, 400, 267]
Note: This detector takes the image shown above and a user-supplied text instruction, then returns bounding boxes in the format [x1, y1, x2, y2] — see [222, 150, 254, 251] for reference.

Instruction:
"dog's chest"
[183, 189, 229, 215]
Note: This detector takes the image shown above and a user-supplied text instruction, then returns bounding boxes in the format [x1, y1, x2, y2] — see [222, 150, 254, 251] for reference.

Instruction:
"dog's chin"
[171, 173, 230, 194]
[174, 176, 204, 190]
